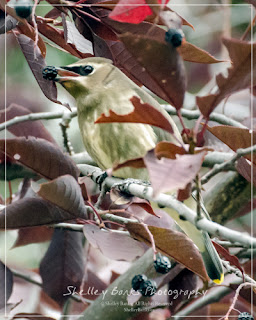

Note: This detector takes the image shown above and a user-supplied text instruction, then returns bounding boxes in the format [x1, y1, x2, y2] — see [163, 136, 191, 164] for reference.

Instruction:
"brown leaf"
[113, 157, 145, 171]
[12, 226, 53, 248]
[155, 141, 186, 159]
[40, 229, 85, 306]
[206, 125, 256, 164]
[0, 261, 13, 309]
[38, 175, 88, 219]
[212, 241, 244, 279]
[0, 137, 79, 180]
[0, 104, 57, 143]
[197, 38, 256, 117]
[178, 41, 226, 64]
[83, 224, 145, 261]
[119, 32, 186, 109]
[126, 223, 208, 281]
[96, 96, 174, 134]
[0, 197, 80, 229]
[144, 150, 206, 195]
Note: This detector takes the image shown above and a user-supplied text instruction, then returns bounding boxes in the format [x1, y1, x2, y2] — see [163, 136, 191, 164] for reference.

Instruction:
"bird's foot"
[112, 178, 150, 194]
[95, 171, 108, 190]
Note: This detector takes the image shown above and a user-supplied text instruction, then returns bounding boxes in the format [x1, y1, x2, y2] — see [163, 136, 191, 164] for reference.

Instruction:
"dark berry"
[131, 274, 147, 291]
[42, 66, 58, 80]
[237, 312, 254, 320]
[15, 0, 32, 19]
[154, 255, 172, 274]
[139, 279, 157, 297]
[165, 29, 184, 48]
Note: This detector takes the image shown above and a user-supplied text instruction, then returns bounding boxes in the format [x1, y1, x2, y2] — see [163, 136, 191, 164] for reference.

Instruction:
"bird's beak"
[54, 66, 80, 83]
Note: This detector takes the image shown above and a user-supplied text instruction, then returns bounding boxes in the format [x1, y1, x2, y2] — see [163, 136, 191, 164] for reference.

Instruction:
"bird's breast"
[77, 94, 157, 179]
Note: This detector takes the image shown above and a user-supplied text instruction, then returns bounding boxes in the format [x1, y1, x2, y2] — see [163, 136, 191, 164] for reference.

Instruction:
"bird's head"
[51, 57, 115, 99]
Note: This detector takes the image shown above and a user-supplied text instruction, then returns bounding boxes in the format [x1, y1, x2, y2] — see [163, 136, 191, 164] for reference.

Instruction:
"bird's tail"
[201, 231, 224, 284]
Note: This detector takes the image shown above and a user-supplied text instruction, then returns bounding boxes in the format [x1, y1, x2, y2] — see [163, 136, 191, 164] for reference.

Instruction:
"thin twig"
[223, 282, 256, 320]
[201, 145, 256, 185]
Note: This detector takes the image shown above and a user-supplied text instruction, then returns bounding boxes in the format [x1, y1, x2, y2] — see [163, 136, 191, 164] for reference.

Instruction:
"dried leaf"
[206, 125, 256, 164]
[13, 226, 53, 248]
[119, 32, 186, 109]
[38, 175, 88, 219]
[40, 229, 85, 306]
[126, 223, 208, 281]
[144, 150, 206, 195]
[66, 20, 94, 54]
[0, 261, 13, 309]
[0, 104, 56, 143]
[197, 38, 256, 117]
[95, 96, 174, 134]
[37, 21, 92, 59]
[83, 224, 145, 261]
[0, 137, 79, 180]
[0, 197, 80, 229]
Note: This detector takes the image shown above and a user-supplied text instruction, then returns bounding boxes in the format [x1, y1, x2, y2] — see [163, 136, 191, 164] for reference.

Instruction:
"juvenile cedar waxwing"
[50, 57, 224, 284]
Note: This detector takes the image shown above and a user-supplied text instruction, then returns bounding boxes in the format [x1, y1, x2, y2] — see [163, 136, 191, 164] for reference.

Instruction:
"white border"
[4, 2, 254, 318]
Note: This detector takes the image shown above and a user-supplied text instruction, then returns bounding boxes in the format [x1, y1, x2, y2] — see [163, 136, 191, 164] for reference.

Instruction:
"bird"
[48, 57, 224, 284]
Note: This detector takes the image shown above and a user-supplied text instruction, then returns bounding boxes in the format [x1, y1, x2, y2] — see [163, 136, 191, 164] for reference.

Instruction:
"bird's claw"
[95, 171, 108, 190]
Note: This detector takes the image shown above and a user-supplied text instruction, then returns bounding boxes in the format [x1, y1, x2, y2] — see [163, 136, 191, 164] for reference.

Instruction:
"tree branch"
[0, 109, 77, 132]
[0, 104, 246, 133]
[78, 164, 256, 248]
[201, 144, 256, 185]
[163, 105, 247, 129]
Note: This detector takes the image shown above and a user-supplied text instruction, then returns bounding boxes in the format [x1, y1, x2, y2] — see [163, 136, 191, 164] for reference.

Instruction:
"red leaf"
[95, 96, 174, 134]
[109, 0, 153, 23]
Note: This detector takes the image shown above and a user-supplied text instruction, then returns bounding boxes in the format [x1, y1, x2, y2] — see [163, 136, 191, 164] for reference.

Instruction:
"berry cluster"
[131, 256, 171, 297]
[131, 275, 157, 297]
[42, 66, 58, 80]
[237, 312, 254, 320]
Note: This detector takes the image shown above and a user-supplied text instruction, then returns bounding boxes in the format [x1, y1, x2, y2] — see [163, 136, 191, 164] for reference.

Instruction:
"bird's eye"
[80, 65, 94, 76]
